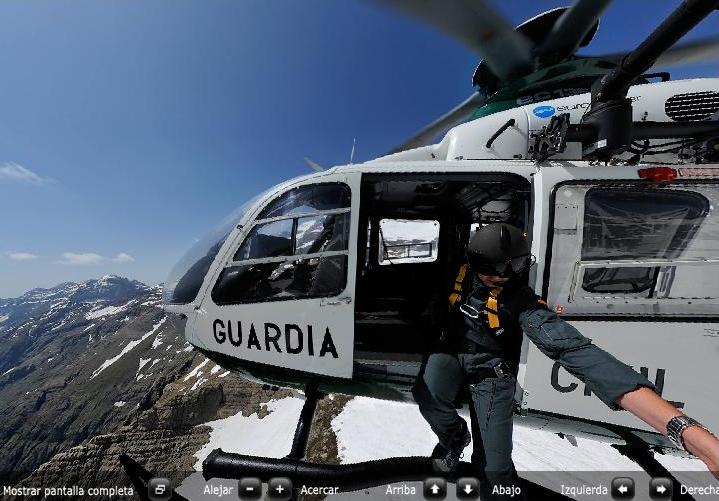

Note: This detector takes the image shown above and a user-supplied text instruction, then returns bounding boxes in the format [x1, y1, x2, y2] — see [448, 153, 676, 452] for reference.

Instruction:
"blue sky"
[1, 0, 717, 297]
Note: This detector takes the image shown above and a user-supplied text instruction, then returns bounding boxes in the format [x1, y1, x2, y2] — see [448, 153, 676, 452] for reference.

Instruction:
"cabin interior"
[353, 173, 531, 359]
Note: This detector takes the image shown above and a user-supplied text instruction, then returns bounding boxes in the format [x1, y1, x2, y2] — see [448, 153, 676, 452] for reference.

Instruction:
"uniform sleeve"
[518, 307, 656, 410]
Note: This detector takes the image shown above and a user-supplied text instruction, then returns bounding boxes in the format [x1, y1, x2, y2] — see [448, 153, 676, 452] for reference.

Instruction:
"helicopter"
[152, 0, 719, 497]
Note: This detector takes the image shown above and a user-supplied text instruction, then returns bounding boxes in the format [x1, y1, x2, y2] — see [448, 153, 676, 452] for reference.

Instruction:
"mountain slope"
[0, 277, 188, 483]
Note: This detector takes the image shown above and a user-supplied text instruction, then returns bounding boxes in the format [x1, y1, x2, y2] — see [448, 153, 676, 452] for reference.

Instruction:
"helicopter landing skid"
[201, 379, 573, 500]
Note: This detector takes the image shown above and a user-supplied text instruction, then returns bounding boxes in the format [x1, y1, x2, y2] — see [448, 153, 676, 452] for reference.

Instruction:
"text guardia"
[212, 319, 339, 358]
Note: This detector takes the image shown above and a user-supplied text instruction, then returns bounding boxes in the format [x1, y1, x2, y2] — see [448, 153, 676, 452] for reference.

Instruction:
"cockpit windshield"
[162, 191, 268, 305]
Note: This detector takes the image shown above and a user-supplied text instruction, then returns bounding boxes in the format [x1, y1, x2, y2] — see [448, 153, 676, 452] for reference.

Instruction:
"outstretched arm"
[618, 387, 719, 478]
[517, 305, 719, 478]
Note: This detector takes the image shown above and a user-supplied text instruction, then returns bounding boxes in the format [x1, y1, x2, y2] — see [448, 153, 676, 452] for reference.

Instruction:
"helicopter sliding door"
[193, 171, 362, 379]
[522, 164, 719, 439]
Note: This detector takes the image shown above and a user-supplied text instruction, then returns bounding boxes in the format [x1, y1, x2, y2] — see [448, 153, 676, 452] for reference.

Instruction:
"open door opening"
[353, 173, 531, 369]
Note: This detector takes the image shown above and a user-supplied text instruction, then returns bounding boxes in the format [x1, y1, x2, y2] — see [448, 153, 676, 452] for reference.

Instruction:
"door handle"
[321, 296, 352, 306]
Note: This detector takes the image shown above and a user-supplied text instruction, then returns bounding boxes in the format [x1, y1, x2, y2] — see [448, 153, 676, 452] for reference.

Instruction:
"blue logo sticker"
[533, 105, 556, 118]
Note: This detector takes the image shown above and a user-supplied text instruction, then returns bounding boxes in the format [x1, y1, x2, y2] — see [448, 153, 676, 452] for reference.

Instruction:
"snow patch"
[151, 333, 164, 349]
[2, 367, 17, 376]
[332, 397, 706, 473]
[90, 317, 166, 379]
[193, 396, 305, 470]
[114, 401, 126, 407]
[218, 371, 230, 378]
[83, 323, 96, 332]
[86, 304, 128, 320]
[0, 315, 8, 324]
[190, 378, 207, 391]
[137, 358, 151, 376]
[183, 359, 209, 382]
[210, 364, 221, 375]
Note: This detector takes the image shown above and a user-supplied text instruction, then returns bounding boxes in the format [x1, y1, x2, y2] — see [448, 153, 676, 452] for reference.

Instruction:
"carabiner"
[459, 303, 481, 319]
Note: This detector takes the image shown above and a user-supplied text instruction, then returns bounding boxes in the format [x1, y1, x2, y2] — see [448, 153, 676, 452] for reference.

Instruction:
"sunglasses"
[472, 254, 534, 277]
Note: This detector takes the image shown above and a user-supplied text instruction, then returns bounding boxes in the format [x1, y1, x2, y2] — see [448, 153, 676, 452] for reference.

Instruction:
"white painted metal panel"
[525, 164, 719, 433]
[190, 171, 362, 379]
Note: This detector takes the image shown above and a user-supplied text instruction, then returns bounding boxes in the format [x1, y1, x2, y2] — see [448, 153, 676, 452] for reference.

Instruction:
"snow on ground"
[0, 314, 8, 324]
[332, 397, 707, 472]
[85, 303, 129, 320]
[151, 333, 164, 349]
[183, 359, 209, 382]
[114, 401, 126, 407]
[90, 317, 166, 379]
[2, 367, 17, 376]
[136, 358, 151, 377]
[83, 323, 95, 332]
[192, 396, 306, 470]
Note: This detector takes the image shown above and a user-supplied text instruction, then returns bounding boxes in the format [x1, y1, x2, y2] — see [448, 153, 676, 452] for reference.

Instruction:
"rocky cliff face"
[1, 277, 347, 499]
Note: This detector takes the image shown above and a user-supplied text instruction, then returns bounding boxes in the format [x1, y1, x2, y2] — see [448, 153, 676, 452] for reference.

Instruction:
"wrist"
[667, 415, 711, 452]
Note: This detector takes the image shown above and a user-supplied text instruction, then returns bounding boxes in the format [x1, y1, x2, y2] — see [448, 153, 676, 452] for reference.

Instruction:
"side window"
[581, 188, 709, 293]
[234, 220, 293, 260]
[378, 219, 439, 265]
[547, 183, 719, 317]
[212, 183, 351, 304]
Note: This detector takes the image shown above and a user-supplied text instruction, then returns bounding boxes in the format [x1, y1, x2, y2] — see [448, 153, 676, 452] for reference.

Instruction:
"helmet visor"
[472, 254, 533, 277]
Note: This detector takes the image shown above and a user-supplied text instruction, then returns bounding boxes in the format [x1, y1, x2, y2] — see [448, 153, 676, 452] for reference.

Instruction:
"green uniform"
[413, 275, 655, 500]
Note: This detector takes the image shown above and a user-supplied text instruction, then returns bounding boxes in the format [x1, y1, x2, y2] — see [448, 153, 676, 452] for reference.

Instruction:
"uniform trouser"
[413, 310, 656, 500]
[412, 353, 523, 501]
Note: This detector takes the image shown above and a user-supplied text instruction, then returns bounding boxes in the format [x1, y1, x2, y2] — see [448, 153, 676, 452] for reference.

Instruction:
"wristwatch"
[666, 415, 711, 451]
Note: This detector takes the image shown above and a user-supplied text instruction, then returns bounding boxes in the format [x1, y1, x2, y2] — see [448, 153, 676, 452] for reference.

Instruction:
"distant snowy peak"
[71, 275, 148, 303]
[0, 276, 153, 335]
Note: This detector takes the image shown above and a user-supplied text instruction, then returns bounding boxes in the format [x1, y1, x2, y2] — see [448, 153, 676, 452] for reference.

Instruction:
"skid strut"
[288, 379, 321, 460]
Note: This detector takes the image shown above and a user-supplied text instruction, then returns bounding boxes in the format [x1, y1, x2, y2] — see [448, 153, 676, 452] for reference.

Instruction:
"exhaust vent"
[665, 91, 719, 122]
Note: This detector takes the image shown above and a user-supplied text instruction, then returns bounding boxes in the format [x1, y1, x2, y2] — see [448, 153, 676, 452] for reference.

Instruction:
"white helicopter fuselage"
[165, 78, 719, 450]
[379, 78, 719, 164]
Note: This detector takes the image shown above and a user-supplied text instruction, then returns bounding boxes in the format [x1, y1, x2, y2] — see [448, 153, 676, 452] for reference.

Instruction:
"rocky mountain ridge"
[0, 276, 348, 499]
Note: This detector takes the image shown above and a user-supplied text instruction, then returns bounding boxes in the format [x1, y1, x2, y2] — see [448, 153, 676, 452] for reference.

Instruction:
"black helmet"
[467, 223, 531, 277]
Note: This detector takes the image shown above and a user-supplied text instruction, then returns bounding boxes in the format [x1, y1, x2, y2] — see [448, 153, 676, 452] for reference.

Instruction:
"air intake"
[665, 91, 719, 122]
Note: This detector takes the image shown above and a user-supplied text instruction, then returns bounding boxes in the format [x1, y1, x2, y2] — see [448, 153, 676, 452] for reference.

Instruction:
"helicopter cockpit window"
[257, 183, 350, 219]
[547, 183, 719, 317]
[234, 219, 293, 261]
[212, 182, 351, 305]
[163, 192, 267, 305]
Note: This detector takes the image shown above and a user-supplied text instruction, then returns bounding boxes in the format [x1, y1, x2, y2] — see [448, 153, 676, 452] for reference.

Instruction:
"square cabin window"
[581, 188, 709, 293]
[378, 219, 440, 265]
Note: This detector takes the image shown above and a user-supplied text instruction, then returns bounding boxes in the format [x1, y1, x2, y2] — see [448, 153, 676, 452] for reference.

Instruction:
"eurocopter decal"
[532, 105, 556, 118]
[532, 95, 642, 119]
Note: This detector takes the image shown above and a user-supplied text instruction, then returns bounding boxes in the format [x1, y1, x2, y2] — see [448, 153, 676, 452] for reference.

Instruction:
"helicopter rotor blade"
[537, 0, 613, 58]
[597, 35, 719, 69]
[376, 0, 533, 82]
[651, 35, 719, 67]
[388, 91, 487, 154]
